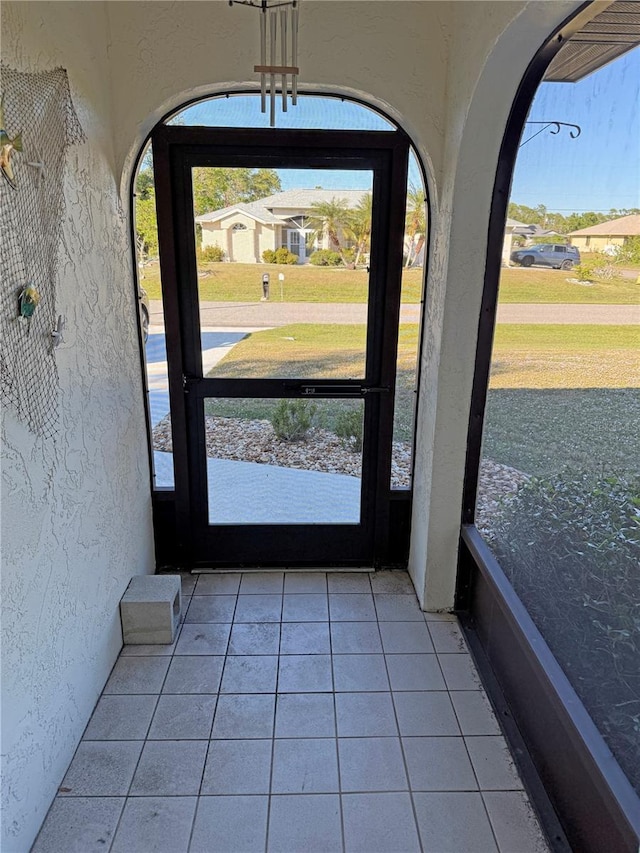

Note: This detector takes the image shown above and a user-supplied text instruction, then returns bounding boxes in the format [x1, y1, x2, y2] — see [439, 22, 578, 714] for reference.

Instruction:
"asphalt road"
[150, 300, 639, 327]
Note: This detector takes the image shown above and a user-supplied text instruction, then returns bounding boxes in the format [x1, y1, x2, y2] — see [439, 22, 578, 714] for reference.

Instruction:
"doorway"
[152, 125, 409, 568]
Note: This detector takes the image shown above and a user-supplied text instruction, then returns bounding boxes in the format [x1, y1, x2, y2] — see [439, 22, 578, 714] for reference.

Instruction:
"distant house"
[512, 222, 561, 241]
[568, 213, 640, 252]
[502, 217, 526, 264]
[195, 188, 368, 264]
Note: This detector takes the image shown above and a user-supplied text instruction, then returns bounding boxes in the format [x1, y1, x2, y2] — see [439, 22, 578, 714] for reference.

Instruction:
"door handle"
[296, 384, 389, 397]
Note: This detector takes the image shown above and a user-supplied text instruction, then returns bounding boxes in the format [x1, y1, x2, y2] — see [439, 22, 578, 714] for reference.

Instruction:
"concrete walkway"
[154, 451, 361, 523]
[150, 300, 639, 327]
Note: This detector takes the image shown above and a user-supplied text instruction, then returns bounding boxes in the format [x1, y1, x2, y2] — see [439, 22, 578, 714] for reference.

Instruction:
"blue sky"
[510, 46, 640, 212]
[175, 44, 639, 212]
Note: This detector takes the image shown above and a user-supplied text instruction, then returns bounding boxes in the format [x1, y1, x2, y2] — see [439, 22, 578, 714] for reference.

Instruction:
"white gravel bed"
[153, 415, 527, 519]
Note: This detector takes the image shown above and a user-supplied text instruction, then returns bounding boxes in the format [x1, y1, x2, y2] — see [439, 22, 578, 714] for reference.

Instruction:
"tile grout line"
[329, 572, 347, 853]
[188, 576, 240, 852]
[373, 584, 426, 853]
[108, 600, 186, 850]
[265, 570, 285, 853]
[445, 638, 503, 853]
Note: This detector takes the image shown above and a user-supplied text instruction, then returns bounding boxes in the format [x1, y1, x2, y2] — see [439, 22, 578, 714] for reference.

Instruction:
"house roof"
[195, 201, 283, 225]
[195, 189, 370, 225]
[505, 218, 526, 229]
[255, 189, 369, 209]
[568, 214, 640, 237]
[511, 223, 559, 237]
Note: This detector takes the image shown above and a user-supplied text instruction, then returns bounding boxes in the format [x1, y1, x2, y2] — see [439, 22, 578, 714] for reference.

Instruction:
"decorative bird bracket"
[17, 285, 41, 334]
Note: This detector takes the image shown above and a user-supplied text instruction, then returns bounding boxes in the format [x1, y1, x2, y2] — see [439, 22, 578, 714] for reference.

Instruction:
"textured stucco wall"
[106, 1, 450, 197]
[0, 4, 155, 851]
[0, 4, 599, 845]
[407, 0, 591, 608]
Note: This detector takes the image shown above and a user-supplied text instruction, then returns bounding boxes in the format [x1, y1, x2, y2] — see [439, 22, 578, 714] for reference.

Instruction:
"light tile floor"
[33, 571, 549, 853]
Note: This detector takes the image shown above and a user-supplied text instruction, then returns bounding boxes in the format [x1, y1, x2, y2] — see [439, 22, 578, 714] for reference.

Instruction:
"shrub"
[263, 247, 298, 264]
[275, 247, 298, 265]
[574, 256, 607, 281]
[200, 244, 225, 262]
[334, 409, 363, 452]
[309, 249, 342, 266]
[617, 235, 640, 265]
[270, 400, 317, 441]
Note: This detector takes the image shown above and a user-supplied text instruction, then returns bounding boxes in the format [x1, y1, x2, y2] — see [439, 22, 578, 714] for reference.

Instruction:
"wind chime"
[229, 0, 300, 127]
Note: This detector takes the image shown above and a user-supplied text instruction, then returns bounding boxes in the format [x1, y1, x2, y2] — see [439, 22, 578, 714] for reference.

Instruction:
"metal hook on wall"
[519, 121, 582, 147]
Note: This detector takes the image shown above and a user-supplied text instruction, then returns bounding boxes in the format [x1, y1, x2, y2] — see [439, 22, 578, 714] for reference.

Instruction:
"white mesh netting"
[0, 65, 85, 438]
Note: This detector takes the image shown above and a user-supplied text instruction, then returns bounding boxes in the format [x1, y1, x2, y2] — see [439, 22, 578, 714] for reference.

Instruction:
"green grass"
[142, 262, 424, 303]
[490, 324, 639, 389]
[210, 324, 368, 380]
[203, 320, 638, 463]
[487, 326, 639, 474]
[142, 260, 639, 305]
[483, 388, 640, 477]
[493, 324, 638, 349]
[205, 323, 420, 441]
[497, 267, 640, 304]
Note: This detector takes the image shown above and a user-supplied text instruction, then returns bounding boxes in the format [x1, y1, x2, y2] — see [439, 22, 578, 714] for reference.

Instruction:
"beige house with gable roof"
[568, 213, 640, 252]
[195, 188, 369, 263]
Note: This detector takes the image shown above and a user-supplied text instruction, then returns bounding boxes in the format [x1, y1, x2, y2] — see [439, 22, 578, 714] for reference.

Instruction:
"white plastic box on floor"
[120, 574, 182, 644]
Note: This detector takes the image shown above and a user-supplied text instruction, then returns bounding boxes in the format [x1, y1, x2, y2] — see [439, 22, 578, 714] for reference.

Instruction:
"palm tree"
[347, 193, 373, 267]
[405, 184, 427, 267]
[307, 198, 353, 265]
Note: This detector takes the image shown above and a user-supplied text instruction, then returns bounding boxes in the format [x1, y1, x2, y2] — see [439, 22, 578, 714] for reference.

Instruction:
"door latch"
[182, 374, 197, 394]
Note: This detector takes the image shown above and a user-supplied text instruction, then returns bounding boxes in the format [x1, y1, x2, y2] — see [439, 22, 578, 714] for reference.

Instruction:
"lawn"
[205, 323, 420, 441]
[141, 260, 639, 304]
[490, 324, 640, 389]
[497, 267, 639, 304]
[483, 387, 639, 477]
[205, 321, 639, 471]
[485, 324, 639, 473]
[141, 262, 424, 303]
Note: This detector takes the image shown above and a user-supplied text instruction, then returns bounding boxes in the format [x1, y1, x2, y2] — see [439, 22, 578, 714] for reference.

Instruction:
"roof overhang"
[545, 1, 640, 83]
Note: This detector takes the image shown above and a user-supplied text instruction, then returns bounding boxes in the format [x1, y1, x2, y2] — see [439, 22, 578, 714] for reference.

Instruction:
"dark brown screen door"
[152, 126, 409, 568]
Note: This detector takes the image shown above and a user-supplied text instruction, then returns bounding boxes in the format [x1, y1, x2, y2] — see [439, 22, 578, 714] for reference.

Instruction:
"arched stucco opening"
[408, 0, 604, 609]
[130, 91, 432, 570]
[5, 3, 628, 850]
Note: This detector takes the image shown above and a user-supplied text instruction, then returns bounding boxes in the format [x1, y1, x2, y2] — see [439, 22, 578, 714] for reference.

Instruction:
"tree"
[135, 189, 159, 257]
[306, 198, 353, 265]
[404, 184, 426, 267]
[133, 162, 281, 258]
[564, 211, 608, 233]
[191, 167, 281, 216]
[618, 235, 640, 265]
[346, 193, 372, 266]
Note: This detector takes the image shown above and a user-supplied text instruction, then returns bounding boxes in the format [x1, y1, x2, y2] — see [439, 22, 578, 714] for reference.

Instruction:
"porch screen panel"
[476, 46, 640, 797]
